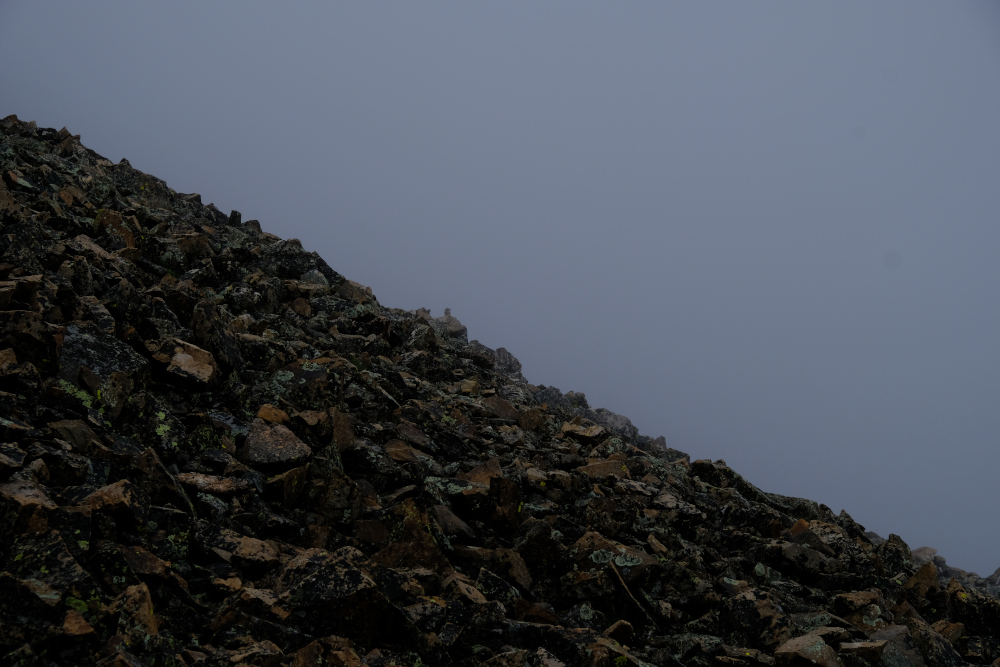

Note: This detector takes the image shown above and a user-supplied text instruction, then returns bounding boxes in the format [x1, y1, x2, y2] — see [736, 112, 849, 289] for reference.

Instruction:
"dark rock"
[243, 418, 313, 467]
[1, 114, 998, 667]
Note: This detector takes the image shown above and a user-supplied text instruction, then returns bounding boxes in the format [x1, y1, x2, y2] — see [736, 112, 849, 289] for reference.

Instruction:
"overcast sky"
[3, 2, 1000, 575]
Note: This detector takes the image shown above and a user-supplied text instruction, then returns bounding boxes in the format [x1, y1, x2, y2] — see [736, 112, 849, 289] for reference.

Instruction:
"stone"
[256, 403, 290, 424]
[0, 479, 57, 535]
[175, 471, 255, 496]
[482, 394, 518, 420]
[0, 442, 26, 476]
[271, 547, 425, 649]
[47, 419, 103, 454]
[244, 418, 313, 466]
[575, 459, 630, 479]
[145, 337, 220, 384]
[384, 439, 420, 462]
[561, 421, 606, 442]
[62, 609, 95, 637]
[930, 619, 965, 644]
[838, 640, 887, 663]
[774, 634, 842, 667]
[82, 479, 143, 515]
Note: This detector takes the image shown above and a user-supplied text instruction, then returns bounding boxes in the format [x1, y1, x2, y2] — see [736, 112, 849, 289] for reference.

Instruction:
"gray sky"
[4, 2, 1000, 575]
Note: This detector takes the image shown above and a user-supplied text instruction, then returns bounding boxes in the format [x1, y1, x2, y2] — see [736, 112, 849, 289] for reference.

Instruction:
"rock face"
[1, 113, 999, 666]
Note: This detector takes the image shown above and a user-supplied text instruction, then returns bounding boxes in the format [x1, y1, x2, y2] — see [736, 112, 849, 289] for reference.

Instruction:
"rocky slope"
[1, 113, 999, 667]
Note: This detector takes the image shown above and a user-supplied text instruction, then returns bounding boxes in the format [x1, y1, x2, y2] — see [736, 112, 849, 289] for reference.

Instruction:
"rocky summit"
[1, 113, 999, 667]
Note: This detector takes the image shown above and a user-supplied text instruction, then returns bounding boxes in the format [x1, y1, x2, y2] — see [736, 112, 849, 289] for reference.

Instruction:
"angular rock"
[774, 633, 842, 667]
[243, 418, 312, 466]
[145, 337, 220, 384]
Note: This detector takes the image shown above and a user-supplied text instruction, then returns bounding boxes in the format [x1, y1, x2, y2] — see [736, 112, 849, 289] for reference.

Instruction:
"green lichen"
[615, 553, 643, 567]
[57, 379, 94, 408]
[66, 597, 88, 613]
[590, 549, 614, 564]
[273, 370, 295, 382]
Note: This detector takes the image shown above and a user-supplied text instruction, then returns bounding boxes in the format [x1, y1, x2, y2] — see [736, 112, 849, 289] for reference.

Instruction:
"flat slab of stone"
[775, 633, 842, 667]
[839, 640, 886, 663]
[244, 418, 312, 466]
[175, 472, 255, 496]
[146, 338, 219, 384]
[575, 460, 629, 479]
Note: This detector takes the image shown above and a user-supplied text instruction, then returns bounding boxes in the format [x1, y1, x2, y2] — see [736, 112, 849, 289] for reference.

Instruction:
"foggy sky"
[3, 2, 1000, 574]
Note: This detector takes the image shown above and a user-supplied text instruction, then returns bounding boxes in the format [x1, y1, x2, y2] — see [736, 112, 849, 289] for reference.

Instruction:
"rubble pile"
[1, 113, 999, 666]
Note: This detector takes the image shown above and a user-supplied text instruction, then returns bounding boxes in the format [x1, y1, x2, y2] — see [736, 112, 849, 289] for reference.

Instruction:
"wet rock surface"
[1, 113, 999, 666]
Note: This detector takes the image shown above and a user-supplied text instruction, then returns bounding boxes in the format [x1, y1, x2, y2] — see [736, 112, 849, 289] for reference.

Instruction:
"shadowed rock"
[0, 113, 998, 667]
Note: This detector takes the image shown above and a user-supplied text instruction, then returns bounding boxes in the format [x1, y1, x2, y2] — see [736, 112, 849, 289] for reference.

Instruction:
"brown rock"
[518, 407, 545, 431]
[575, 459, 630, 480]
[833, 590, 881, 615]
[904, 562, 940, 598]
[838, 640, 887, 663]
[441, 570, 488, 604]
[62, 609, 95, 637]
[175, 472, 255, 496]
[244, 418, 313, 466]
[82, 480, 146, 523]
[291, 640, 363, 667]
[0, 479, 56, 534]
[330, 407, 356, 450]
[204, 525, 280, 574]
[291, 297, 312, 317]
[257, 403, 290, 424]
[458, 456, 503, 485]
[0, 347, 16, 372]
[561, 422, 606, 442]
[774, 633, 843, 667]
[604, 619, 635, 644]
[293, 409, 328, 427]
[47, 419, 103, 455]
[337, 280, 372, 304]
[385, 439, 420, 462]
[930, 620, 965, 644]
[110, 582, 159, 638]
[482, 395, 519, 420]
[145, 338, 220, 384]
[844, 603, 888, 633]
[227, 640, 284, 666]
[94, 209, 139, 248]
